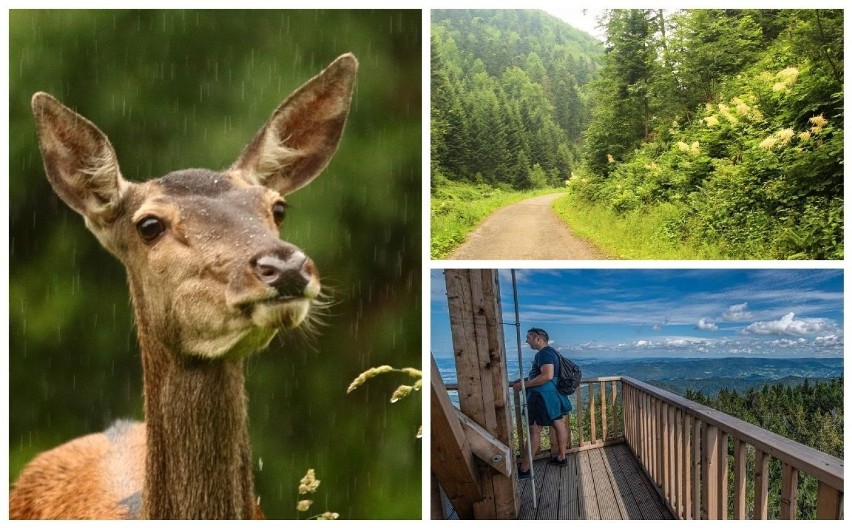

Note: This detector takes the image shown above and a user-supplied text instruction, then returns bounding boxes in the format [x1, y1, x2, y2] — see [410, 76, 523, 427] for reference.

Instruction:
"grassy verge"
[430, 180, 561, 259]
[552, 193, 733, 260]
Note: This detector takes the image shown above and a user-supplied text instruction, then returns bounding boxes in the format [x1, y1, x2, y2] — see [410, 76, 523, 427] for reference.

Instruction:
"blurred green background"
[9, 10, 421, 519]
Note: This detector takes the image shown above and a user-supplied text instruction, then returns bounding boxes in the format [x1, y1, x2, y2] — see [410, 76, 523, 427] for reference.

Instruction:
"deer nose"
[252, 252, 316, 298]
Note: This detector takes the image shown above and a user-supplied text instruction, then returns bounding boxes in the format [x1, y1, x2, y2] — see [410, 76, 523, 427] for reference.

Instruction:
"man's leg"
[520, 422, 542, 472]
[551, 417, 569, 461]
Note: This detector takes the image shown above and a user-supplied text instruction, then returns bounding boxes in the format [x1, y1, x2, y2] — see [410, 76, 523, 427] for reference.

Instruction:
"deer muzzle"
[252, 252, 318, 300]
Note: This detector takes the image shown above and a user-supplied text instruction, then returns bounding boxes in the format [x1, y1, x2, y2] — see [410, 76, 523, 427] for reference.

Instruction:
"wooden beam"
[444, 270, 519, 520]
[456, 409, 512, 476]
[430, 355, 481, 519]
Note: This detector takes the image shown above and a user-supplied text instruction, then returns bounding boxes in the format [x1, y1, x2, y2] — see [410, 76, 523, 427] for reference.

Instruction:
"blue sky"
[431, 269, 843, 360]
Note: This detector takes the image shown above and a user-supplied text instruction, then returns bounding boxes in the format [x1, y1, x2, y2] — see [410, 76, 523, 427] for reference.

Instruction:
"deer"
[9, 53, 358, 520]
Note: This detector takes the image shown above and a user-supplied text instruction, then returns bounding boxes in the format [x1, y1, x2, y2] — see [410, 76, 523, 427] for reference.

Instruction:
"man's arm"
[512, 363, 555, 391]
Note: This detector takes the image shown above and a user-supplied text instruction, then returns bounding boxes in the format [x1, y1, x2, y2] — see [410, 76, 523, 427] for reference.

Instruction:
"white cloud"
[742, 312, 837, 337]
[695, 318, 718, 332]
[722, 302, 752, 321]
[815, 335, 842, 346]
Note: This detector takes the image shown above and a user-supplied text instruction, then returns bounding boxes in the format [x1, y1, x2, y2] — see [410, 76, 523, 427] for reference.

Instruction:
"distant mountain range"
[435, 356, 843, 397]
[572, 356, 842, 396]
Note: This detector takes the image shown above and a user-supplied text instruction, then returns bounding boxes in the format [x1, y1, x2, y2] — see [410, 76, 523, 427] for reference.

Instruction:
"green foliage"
[9, 10, 420, 519]
[577, 9, 843, 259]
[553, 188, 728, 259]
[686, 378, 843, 519]
[431, 179, 558, 258]
[431, 10, 602, 190]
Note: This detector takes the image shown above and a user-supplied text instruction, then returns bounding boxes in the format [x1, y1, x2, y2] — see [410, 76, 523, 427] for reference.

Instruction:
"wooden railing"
[449, 375, 843, 520]
[621, 376, 844, 520]
[510, 377, 625, 454]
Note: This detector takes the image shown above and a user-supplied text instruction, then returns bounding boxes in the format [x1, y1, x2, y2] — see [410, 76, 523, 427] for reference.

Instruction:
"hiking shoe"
[548, 456, 568, 467]
[517, 468, 531, 479]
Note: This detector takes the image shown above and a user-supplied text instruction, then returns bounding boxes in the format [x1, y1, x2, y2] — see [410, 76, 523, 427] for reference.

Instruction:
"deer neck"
[130, 278, 257, 519]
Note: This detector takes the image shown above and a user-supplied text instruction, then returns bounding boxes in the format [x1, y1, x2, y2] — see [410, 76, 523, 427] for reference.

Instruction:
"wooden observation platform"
[431, 270, 843, 520]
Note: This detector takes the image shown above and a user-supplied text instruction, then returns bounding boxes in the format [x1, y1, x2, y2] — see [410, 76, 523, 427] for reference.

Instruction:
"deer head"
[31, 54, 358, 361]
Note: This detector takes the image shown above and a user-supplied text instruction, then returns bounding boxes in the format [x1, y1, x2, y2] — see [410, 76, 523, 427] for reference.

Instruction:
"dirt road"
[448, 193, 609, 260]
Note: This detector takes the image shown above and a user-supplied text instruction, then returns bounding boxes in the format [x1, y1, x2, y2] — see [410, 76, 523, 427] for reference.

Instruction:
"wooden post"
[643, 392, 651, 478]
[683, 414, 692, 519]
[717, 432, 728, 520]
[611, 380, 618, 437]
[444, 270, 519, 519]
[661, 402, 670, 502]
[753, 449, 770, 520]
[590, 381, 597, 443]
[600, 381, 608, 442]
[692, 418, 701, 520]
[576, 383, 585, 447]
[667, 404, 676, 509]
[655, 398, 663, 488]
[733, 438, 747, 519]
[702, 425, 719, 520]
[781, 463, 799, 519]
[674, 409, 682, 518]
[816, 481, 842, 519]
[512, 390, 523, 460]
[622, 383, 630, 448]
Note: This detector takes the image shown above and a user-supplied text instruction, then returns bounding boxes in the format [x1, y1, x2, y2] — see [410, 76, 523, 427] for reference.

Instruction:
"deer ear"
[32, 92, 126, 225]
[231, 53, 358, 196]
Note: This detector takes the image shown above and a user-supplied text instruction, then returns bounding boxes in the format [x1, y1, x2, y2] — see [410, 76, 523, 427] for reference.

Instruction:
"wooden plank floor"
[518, 443, 674, 520]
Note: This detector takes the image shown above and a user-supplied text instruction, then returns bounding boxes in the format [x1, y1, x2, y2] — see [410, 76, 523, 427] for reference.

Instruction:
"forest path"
[448, 193, 610, 260]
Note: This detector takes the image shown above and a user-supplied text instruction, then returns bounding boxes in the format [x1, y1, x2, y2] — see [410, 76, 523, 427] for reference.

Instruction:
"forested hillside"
[573, 9, 843, 259]
[432, 10, 844, 259]
[431, 10, 602, 189]
[685, 378, 842, 519]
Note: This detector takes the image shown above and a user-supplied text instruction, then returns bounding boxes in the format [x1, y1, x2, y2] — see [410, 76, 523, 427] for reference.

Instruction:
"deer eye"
[136, 216, 165, 242]
[271, 201, 288, 225]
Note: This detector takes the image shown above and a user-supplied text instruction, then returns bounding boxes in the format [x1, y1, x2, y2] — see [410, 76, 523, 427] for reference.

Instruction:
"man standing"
[511, 327, 572, 478]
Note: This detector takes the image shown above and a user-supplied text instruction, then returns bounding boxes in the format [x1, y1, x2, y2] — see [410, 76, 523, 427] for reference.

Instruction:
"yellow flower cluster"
[809, 114, 828, 134]
[759, 137, 778, 150]
[717, 104, 739, 124]
[760, 125, 810, 151]
[772, 66, 799, 93]
[703, 115, 720, 127]
[299, 469, 321, 494]
[348, 365, 422, 438]
[677, 141, 700, 156]
[296, 469, 340, 520]
[775, 128, 795, 144]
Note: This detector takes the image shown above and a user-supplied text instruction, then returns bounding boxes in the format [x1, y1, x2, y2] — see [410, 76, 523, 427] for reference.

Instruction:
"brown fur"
[10, 53, 357, 519]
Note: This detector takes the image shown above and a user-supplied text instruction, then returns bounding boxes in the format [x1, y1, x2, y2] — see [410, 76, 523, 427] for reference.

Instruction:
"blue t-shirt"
[527, 346, 572, 419]
[528, 346, 560, 383]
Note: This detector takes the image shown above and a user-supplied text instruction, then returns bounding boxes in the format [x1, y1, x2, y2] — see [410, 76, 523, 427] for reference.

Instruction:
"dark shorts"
[528, 391, 559, 426]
